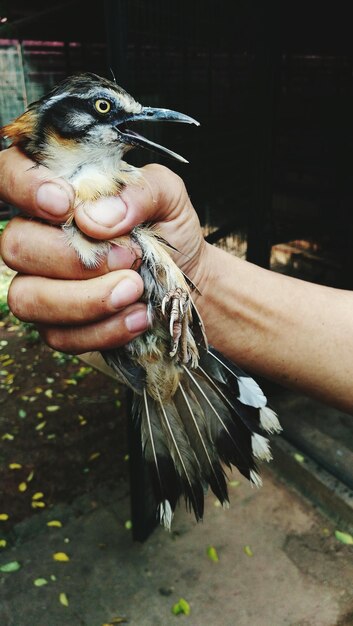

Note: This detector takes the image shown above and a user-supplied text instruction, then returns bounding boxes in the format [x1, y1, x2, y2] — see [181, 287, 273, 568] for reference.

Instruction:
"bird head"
[1, 73, 199, 172]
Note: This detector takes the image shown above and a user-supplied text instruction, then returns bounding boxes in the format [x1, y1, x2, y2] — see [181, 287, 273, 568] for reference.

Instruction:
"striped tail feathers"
[182, 366, 261, 484]
[137, 346, 281, 528]
[139, 387, 205, 527]
[174, 382, 229, 507]
[199, 346, 282, 435]
[194, 346, 281, 482]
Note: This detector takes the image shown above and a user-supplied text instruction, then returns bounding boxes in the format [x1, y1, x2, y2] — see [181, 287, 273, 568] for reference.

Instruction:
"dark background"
[1, 0, 353, 287]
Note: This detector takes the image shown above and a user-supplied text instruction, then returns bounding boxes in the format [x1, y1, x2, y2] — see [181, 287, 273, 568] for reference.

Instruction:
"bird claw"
[161, 288, 190, 362]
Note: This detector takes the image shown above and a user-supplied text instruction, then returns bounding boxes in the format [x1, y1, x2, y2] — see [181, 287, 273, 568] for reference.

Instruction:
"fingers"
[0, 217, 139, 279]
[38, 304, 148, 354]
[8, 270, 145, 325]
[0, 147, 74, 222]
[74, 163, 189, 239]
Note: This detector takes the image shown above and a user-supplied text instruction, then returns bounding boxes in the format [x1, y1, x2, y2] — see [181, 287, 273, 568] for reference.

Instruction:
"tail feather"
[156, 389, 205, 521]
[182, 366, 256, 478]
[175, 382, 229, 506]
[137, 346, 281, 528]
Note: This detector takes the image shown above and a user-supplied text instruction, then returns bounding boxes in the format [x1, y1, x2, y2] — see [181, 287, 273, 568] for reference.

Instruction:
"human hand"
[0, 147, 206, 353]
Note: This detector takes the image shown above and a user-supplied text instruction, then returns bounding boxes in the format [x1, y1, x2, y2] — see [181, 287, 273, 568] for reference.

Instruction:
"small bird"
[1, 73, 281, 528]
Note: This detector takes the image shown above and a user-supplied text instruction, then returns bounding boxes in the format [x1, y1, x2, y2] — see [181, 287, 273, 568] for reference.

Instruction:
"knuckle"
[0, 219, 22, 269]
[41, 327, 73, 354]
[7, 275, 28, 320]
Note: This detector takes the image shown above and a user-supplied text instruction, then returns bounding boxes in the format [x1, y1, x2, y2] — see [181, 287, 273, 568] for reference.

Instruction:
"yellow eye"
[94, 99, 111, 114]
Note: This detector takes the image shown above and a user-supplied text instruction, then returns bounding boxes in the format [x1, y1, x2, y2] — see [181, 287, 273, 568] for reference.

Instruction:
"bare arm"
[192, 244, 353, 413]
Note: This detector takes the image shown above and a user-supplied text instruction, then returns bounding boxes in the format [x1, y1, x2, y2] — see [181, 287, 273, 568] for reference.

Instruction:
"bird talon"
[161, 288, 190, 359]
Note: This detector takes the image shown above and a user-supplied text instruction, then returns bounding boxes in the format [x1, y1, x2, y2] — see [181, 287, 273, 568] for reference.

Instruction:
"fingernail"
[37, 182, 72, 216]
[125, 308, 148, 333]
[110, 278, 140, 309]
[84, 196, 127, 227]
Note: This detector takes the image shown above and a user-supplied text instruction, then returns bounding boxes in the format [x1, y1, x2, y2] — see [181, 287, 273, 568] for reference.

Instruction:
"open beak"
[114, 107, 200, 163]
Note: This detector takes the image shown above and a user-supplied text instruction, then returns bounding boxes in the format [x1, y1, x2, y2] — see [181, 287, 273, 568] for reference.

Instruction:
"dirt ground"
[0, 310, 129, 530]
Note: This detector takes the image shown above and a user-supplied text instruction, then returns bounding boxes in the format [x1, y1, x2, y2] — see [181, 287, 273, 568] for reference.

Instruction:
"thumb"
[0, 146, 74, 222]
[74, 163, 188, 239]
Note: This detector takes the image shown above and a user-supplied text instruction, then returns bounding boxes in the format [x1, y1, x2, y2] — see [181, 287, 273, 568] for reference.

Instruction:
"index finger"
[0, 216, 140, 279]
[0, 146, 74, 222]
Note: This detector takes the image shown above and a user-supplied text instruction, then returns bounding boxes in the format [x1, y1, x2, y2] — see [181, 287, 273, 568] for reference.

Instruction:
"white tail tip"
[251, 433, 273, 462]
[260, 406, 282, 434]
[158, 499, 173, 530]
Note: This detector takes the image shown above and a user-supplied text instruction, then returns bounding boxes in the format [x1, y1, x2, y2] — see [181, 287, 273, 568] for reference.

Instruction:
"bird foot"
[161, 288, 190, 361]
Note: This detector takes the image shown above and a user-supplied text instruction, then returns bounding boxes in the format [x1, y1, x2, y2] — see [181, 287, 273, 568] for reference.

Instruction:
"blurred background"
[1, 0, 353, 532]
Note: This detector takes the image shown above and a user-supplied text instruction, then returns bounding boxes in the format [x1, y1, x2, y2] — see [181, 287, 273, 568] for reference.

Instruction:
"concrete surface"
[1, 467, 353, 626]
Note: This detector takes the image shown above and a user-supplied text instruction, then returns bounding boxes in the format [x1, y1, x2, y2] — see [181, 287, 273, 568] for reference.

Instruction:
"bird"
[1, 73, 281, 528]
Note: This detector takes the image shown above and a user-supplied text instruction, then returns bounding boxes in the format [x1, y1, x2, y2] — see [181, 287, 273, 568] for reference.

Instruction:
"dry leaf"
[59, 592, 69, 607]
[53, 552, 70, 562]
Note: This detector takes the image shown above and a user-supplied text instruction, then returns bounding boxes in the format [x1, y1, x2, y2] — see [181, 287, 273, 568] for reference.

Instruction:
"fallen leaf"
[335, 530, 353, 545]
[18, 482, 27, 493]
[0, 561, 21, 573]
[53, 552, 70, 562]
[0, 539, 7, 548]
[171, 598, 190, 616]
[47, 520, 62, 528]
[44, 389, 53, 398]
[2, 359, 14, 366]
[46, 405, 60, 412]
[31, 501, 46, 509]
[89, 452, 101, 461]
[293, 453, 305, 463]
[32, 492, 44, 500]
[0, 514, 9, 521]
[243, 545, 254, 557]
[207, 546, 219, 562]
[35, 421, 47, 431]
[229, 480, 240, 488]
[9, 463, 22, 470]
[34, 578, 48, 587]
[27, 471, 35, 482]
[59, 592, 69, 607]
[124, 520, 132, 530]
[2, 433, 14, 441]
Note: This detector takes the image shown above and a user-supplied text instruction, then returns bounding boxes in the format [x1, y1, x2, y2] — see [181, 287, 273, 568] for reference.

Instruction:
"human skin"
[1, 146, 353, 414]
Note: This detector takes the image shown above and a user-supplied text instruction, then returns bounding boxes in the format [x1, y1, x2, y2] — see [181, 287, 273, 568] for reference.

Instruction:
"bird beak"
[114, 107, 200, 163]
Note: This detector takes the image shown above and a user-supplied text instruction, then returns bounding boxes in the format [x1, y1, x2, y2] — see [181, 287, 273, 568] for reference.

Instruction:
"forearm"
[193, 243, 353, 413]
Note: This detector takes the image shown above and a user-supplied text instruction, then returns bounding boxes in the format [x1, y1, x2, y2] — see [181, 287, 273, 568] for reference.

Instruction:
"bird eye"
[94, 99, 111, 114]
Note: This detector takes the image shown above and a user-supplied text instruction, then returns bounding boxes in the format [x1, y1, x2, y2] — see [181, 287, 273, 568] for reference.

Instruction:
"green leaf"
[0, 561, 21, 573]
[207, 545, 219, 562]
[243, 545, 254, 557]
[18, 409, 27, 419]
[293, 453, 305, 463]
[335, 530, 353, 545]
[34, 578, 48, 587]
[172, 598, 190, 616]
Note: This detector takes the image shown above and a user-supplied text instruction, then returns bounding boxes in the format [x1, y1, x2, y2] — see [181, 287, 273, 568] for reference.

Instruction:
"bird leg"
[161, 288, 190, 362]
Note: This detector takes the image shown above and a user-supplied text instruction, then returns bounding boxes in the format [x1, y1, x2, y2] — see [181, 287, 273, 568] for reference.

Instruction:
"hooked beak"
[114, 107, 200, 163]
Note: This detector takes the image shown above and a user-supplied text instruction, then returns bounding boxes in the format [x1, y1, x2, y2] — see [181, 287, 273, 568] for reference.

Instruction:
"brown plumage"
[1, 73, 281, 528]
